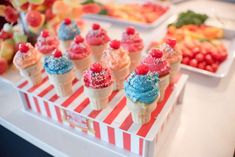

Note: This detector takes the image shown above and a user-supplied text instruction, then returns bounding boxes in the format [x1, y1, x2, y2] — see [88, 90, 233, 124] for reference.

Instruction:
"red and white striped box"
[15, 71, 188, 157]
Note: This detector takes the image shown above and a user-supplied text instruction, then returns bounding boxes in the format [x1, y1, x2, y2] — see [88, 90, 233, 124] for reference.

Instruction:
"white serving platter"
[151, 15, 235, 78]
[82, 3, 173, 29]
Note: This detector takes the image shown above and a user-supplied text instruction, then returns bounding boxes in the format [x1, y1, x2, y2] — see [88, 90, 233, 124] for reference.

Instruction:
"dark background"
[0, 125, 52, 157]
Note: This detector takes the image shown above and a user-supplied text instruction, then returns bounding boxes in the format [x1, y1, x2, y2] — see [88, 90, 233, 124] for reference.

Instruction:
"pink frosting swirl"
[13, 43, 41, 69]
[121, 31, 144, 53]
[35, 32, 59, 55]
[142, 52, 170, 77]
[83, 63, 113, 89]
[160, 43, 182, 64]
[67, 41, 91, 60]
[101, 44, 130, 71]
[85, 27, 110, 46]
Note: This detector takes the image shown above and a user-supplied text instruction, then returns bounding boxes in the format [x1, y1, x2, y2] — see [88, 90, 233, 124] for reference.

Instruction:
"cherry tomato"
[198, 61, 206, 70]
[195, 53, 204, 62]
[182, 57, 190, 65]
[205, 65, 214, 72]
[205, 54, 214, 65]
[189, 59, 198, 67]
[211, 63, 219, 72]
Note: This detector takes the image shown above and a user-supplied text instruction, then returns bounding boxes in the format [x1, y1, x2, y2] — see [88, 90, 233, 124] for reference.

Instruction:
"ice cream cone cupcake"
[58, 18, 80, 52]
[101, 40, 130, 90]
[160, 39, 182, 82]
[83, 63, 113, 110]
[85, 23, 110, 62]
[142, 49, 170, 102]
[124, 64, 159, 125]
[36, 30, 59, 59]
[13, 43, 43, 85]
[44, 49, 75, 97]
[67, 35, 92, 78]
[121, 26, 144, 72]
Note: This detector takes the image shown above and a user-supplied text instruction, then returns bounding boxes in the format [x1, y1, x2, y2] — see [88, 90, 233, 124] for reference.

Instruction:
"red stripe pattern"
[16, 70, 184, 156]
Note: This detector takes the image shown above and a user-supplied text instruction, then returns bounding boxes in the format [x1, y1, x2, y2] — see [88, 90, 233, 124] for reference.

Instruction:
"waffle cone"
[128, 51, 142, 72]
[112, 63, 130, 90]
[20, 61, 42, 85]
[90, 44, 107, 62]
[126, 97, 159, 125]
[158, 74, 170, 102]
[84, 85, 113, 110]
[48, 69, 75, 97]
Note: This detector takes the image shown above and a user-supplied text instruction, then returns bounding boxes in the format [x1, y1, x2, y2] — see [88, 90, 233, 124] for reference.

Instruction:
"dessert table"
[0, 1, 235, 157]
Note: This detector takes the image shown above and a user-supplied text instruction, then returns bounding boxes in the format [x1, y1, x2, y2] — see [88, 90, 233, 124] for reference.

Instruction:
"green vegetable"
[81, 0, 95, 5]
[81, 0, 103, 6]
[173, 10, 208, 28]
[98, 9, 108, 15]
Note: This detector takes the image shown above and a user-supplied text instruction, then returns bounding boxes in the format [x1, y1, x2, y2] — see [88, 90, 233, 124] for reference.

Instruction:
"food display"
[1, 1, 235, 157]
[83, 63, 113, 110]
[150, 10, 229, 74]
[85, 23, 110, 62]
[121, 26, 144, 72]
[142, 49, 170, 102]
[101, 39, 130, 90]
[58, 18, 81, 52]
[67, 35, 92, 78]
[44, 49, 75, 97]
[81, 0, 170, 27]
[13, 43, 43, 85]
[35, 30, 59, 58]
[124, 64, 160, 124]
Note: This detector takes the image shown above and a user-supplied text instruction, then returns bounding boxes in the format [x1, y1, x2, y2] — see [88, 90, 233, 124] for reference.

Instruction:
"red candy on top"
[126, 26, 135, 35]
[90, 63, 103, 73]
[150, 49, 163, 58]
[64, 18, 71, 25]
[53, 49, 62, 58]
[166, 38, 176, 48]
[19, 43, 29, 53]
[92, 23, 100, 30]
[135, 64, 149, 75]
[110, 40, 120, 49]
[74, 35, 84, 44]
[41, 30, 49, 38]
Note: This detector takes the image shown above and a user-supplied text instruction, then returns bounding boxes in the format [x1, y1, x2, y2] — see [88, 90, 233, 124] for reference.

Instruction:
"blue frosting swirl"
[124, 72, 159, 104]
[44, 55, 73, 75]
[58, 21, 80, 41]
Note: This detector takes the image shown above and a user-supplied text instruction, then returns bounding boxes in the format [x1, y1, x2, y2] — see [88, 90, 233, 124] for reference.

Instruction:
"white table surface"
[1, 1, 235, 157]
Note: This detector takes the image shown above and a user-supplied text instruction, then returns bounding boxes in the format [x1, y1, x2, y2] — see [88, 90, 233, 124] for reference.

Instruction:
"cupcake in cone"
[121, 26, 144, 72]
[67, 35, 92, 78]
[58, 18, 80, 52]
[44, 49, 75, 97]
[124, 64, 160, 125]
[142, 49, 170, 102]
[160, 39, 182, 82]
[35, 30, 59, 59]
[13, 43, 43, 85]
[101, 40, 130, 90]
[85, 23, 110, 62]
[83, 63, 113, 110]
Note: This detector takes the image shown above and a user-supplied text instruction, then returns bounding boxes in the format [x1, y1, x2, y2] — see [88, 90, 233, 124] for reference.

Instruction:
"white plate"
[82, 4, 173, 29]
[181, 35, 235, 78]
[151, 15, 235, 78]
